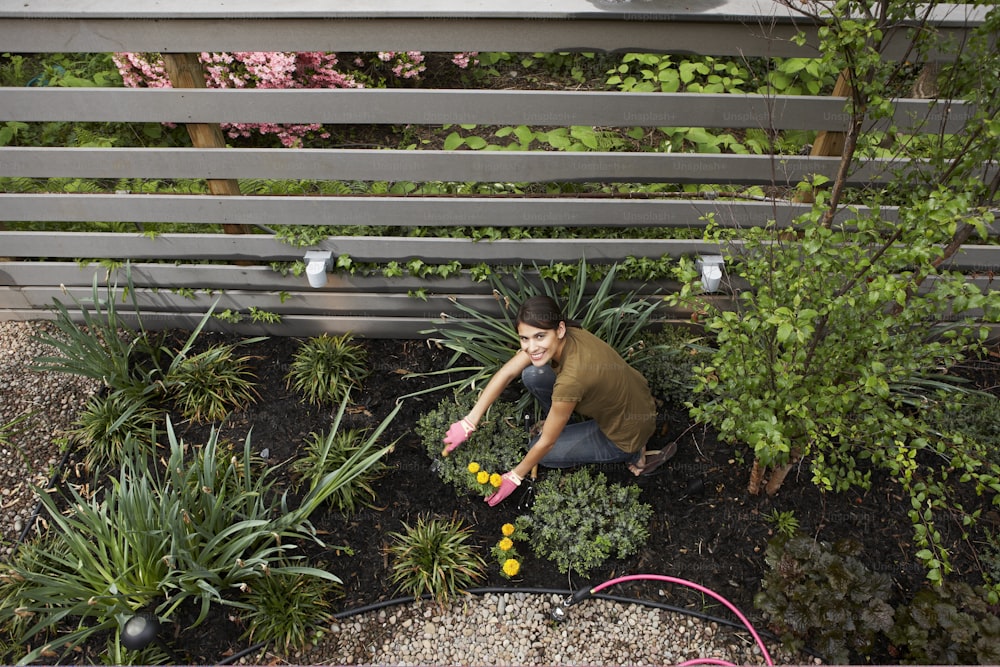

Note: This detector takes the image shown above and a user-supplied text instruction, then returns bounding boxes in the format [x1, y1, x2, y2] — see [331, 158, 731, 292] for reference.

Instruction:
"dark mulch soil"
[53, 330, 1000, 665]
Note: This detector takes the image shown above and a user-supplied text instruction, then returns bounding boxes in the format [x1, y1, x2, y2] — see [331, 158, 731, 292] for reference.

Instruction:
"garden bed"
[26, 327, 997, 665]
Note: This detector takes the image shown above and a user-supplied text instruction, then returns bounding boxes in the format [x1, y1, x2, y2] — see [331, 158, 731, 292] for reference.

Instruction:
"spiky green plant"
[30, 273, 148, 393]
[286, 333, 370, 406]
[291, 394, 398, 515]
[0, 406, 398, 665]
[387, 515, 486, 606]
[415, 258, 664, 399]
[239, 568, 338, 654]
[30, 264, 228, 409]
[70, 389, 161, 470]
[165, 343, 260, 423]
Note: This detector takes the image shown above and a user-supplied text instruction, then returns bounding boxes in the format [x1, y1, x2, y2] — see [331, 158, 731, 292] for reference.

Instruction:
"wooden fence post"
[161, 53, 252, 237]
[810, 70, 852, 158]
[788, 70, 852, 210]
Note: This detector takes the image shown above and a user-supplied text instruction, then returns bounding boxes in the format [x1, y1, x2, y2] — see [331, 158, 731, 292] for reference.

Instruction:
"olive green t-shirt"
[551, 327, 658, 453]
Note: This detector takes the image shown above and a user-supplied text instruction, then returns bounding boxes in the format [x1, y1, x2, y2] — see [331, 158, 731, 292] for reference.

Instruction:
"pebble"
[0, 320, 100, 558]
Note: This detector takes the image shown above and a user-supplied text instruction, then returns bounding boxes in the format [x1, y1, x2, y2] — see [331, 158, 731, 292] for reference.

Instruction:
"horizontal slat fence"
[0, 1, 996, 337]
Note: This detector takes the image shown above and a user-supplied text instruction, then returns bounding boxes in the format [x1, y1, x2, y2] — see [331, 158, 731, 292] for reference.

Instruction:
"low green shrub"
[415, 394, 527, 497]
[286, 333, 370, 407]
[888, 579, 1000, 664]
[387, 515, 486, 606]
[754, 535, 894, 664]
[165, 342, 259, 423]
[516, 468, 653, 578]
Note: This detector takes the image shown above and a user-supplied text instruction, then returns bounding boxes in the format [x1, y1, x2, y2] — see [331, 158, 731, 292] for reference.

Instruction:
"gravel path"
[0, 319, 813, 666]
[292, 591, 813, 666]
[0, 320, 100, 559]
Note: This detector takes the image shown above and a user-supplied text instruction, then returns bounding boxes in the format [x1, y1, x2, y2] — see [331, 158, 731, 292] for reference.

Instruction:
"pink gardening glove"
[441, 418, 475, 456]
[486, 471, 522, 507]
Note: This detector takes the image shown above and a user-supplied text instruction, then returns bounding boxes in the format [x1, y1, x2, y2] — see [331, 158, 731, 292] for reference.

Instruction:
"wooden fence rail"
[0, 1, 995, 337]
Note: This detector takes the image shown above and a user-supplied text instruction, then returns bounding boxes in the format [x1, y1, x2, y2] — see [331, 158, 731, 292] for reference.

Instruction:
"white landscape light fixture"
[304, 250, 333, 289]
[696, 254, 725, 292]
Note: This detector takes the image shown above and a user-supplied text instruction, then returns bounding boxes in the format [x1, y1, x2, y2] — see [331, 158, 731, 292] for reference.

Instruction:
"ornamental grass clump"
[415, 395, 525, 497]
[286, 333, 370, 407]
[517, 468, 652, 578]
[0, 417, 391, 664]
[165, 342, 260, 423]
[70, 389, 161, 471]
[30, 273, 149, 394]
[387, 515, 486, 606]
[291, 395, 398, 516]
[239, 566, 339, 654]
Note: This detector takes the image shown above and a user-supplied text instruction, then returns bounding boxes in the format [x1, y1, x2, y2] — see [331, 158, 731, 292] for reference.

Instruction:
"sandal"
[634, 440, 678, 477]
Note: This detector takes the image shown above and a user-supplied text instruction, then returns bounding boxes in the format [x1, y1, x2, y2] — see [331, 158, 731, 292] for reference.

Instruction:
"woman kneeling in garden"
[442, 295, 671, 506]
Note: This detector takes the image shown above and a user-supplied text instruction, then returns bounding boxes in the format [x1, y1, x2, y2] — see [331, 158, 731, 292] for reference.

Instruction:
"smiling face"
[517, 321, 566, 366]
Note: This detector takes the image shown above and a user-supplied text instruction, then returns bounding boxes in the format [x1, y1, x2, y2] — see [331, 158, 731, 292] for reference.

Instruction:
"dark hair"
[515, 295, 578, 330]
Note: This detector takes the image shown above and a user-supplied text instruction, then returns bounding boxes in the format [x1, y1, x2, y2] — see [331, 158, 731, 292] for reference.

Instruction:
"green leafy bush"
[387, 515, 486, 606]
[983, 527, 1000, 603]
[415, 394, 527, 497]
[165, 342, 260, 423]
[516, 468, 653, 578]
[888, 580, 1000, 664]
[286, 334, 370, 407]
[924, 391, 1000, 467]
[754, 535, 894, 664]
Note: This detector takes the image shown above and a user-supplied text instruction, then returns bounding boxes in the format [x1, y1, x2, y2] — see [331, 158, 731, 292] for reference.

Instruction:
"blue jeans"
[521, 365, 639, 468]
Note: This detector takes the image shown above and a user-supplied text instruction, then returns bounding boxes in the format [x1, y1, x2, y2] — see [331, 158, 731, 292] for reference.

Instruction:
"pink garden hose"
[555, 573, 774, 667]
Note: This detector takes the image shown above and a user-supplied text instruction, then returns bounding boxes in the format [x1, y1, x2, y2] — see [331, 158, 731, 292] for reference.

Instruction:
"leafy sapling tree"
[671, 0, 1000, 583]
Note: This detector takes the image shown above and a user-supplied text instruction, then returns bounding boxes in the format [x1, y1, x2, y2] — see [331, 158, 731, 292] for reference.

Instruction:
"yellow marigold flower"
[467, 462, 481, 474]
[501, 523, 515, 537]
[476, 471, 490, 485]
[502, 558, 520, 577]
[498, 537, 514, 551]
[489, 472, 503, 488]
